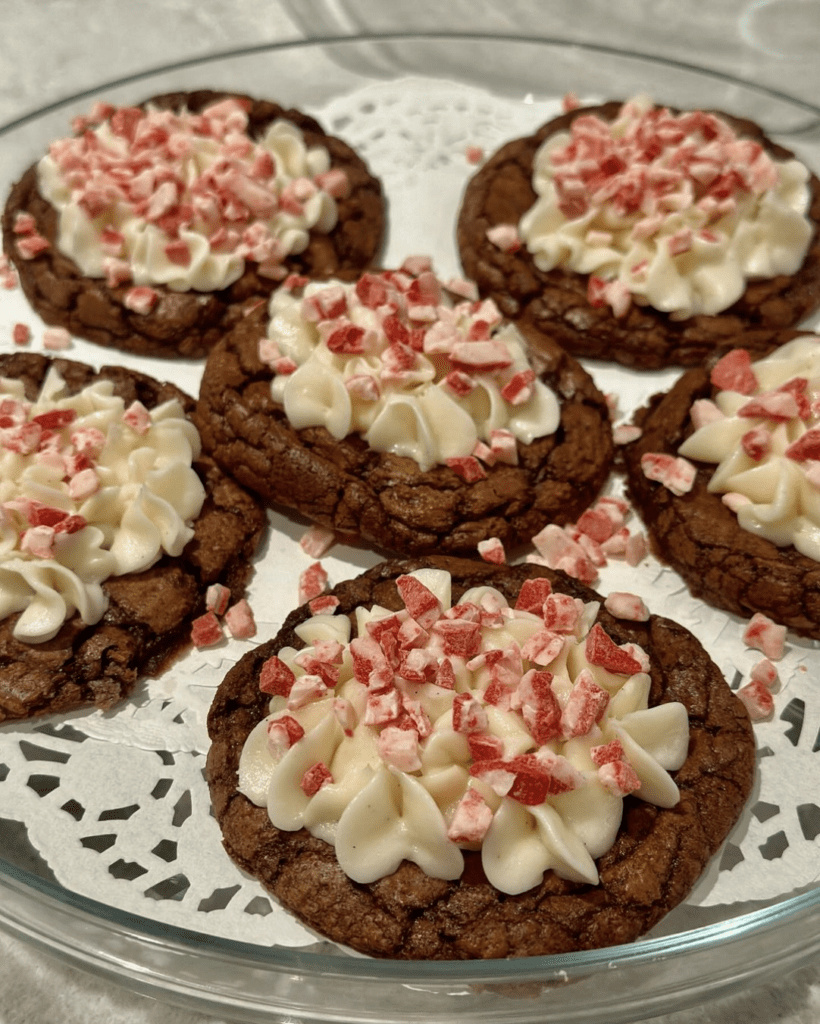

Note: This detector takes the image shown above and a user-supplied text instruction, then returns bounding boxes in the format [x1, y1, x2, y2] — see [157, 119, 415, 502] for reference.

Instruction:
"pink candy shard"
[485, 223, 521, 253]
[299, 524, 336, 558]
[377, 725, 421, 772]
[259, 655, 296, 697]
[603, 592, 649, 622]
[750, 659, 779, 690]
[432, 618, 483, 659]
[191, 611, 223, 648]
[12, 323, 30, 346]
[301, 762, 333, 797]
[598, 759, 642, 796]
[590, 737, 624, 767]
[350, 635, 394, 691]
[585, 622, 643, 676]
[206, 583, 232, 616]
[225, 599, 257, 639]
[472, 753, 579, 805]
[743, 612, 786, 661]
[396, 574, 442, 629]
[15, 233, 50, 259]
[477, 537, 506, 565]
[267, 715, 304, 758]
[308, 594, 340, 615]
[122, 400, 151, 435]
[446, 455, 487, 481]
[468, 733, 505, 762]
[710, 349, 758, 395]
[452, 693, 489, 734]
[640, 452, 697, 495]
[298, 562, 328, 605]
[741, 425, 771, 461]
[42, 327, 71, 350]
[514, 576, 553, 616]
[123, 286, 158, 314]
[560, 670, 610, 738]
[736, 679, 775, 721]
[785, 427, 820, 462]
[447, 788, 493, 843]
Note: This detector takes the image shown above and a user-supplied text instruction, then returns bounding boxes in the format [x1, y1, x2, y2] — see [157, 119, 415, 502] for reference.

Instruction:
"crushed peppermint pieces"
[37, 98, 348, 288]
[192, 587, 257, 648]
[531, 99, 799, 317]
[255, 565, 677, 865]
[640, 452, 697, 495]
[523, 493, 649, 586]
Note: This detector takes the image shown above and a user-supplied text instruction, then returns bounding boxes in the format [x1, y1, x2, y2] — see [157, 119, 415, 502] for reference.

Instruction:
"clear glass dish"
[0, 32, 819, 1024]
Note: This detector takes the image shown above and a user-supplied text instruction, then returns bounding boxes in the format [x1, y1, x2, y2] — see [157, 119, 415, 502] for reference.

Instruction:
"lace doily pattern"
[0, 78, 817, 949]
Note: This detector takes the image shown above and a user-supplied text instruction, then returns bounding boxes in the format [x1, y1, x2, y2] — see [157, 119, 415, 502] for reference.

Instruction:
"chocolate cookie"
[206, 556, 755, 960]
[2, 90, 385, 359]
[195, 269, 614, 556]
[0, 352, 267, 721]
[457, 101, 820, 370]
[623, 334, 820, 639]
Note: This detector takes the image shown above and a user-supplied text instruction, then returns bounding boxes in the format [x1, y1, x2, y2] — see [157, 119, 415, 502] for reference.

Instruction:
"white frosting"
[518, 95, 812, 319]
[37, 99, 339, 292]
[265, 270, 561, 471]
[679, 336, 820, 560]
[0, 367, 205, 642]
[238, 569, 689, 895]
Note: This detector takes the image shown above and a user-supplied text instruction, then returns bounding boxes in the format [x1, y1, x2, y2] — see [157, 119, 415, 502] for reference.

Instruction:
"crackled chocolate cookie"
[624, 333, 820, 639]
[457, 98, 820, 370]
[196, 264, 614, 556]
[0, 352, 267, 721]
[2, 90, 385, 359]
[207, 555, 755, 960]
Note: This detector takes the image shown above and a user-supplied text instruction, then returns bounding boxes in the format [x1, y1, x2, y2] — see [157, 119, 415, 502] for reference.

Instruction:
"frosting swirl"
[679, 336, 820, 560]
[264, 265, 561, 472]
[518, 96, 812, 319]
[37, 98, 342, 292]
[238, 569, 689, 894]
[0, 367, 205, 642]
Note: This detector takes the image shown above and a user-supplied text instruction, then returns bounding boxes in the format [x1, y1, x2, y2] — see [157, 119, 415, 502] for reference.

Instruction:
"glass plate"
[0, 32, 819, 1024]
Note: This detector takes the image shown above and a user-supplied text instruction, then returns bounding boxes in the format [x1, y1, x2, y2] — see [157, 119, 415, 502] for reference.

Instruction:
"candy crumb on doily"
[191, 588, 258, 647]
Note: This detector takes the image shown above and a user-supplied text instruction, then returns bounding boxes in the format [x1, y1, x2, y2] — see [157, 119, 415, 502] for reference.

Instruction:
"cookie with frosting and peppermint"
[0, 352, 267, 722]
[2, 90, 385, 359]
[206, 555, 755, 959]
[195, 260, 614, 557]
[457, 97, 820, 370]
[623, 332, 820, 639]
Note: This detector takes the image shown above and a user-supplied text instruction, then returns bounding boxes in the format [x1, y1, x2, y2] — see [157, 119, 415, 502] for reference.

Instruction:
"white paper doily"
[0, 77, 818, 952]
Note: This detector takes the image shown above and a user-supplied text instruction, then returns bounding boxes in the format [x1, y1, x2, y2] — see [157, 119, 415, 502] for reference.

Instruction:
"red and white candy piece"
[191, 611, 224, 648]
[224, 598, 256, 639]
[743, 612, 786, 661]
[298, 562, 329, 605]
[604, 591, 650, 622]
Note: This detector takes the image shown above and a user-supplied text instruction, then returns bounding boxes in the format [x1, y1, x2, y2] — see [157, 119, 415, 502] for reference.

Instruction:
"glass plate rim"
[0, 29, 818, 1011]
[2, 854, 820, 981]
[1, 29, 820, 140]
